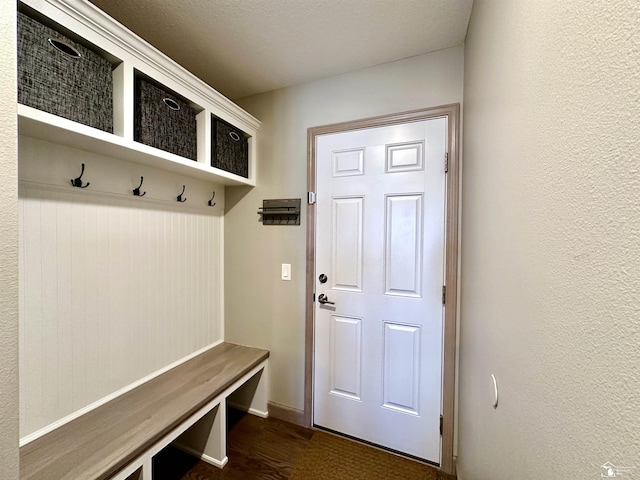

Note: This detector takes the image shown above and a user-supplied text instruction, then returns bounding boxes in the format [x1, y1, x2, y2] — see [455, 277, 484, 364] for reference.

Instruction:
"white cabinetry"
[18, 0, 260, 186]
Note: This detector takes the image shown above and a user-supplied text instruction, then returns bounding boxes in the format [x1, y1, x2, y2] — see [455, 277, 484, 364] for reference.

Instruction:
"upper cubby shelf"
[18, 0, 260, 187]
[18, 105, 252, 186]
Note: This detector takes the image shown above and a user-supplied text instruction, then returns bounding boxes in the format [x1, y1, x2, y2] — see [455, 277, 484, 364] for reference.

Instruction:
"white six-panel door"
[313, 117, 447, 463]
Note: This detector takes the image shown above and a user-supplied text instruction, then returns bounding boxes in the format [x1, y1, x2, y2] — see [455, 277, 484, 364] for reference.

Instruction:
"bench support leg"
[227, 362, 269, 418]
[172, 361, 269, 470]
[141, 457, 152, 480]
[174, 400, 228, 469]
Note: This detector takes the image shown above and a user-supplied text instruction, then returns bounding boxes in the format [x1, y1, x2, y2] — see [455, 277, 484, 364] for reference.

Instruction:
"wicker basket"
[211, 117, 249, 178]
[17, 11, 114, 133]
[135, 77, 198, 161]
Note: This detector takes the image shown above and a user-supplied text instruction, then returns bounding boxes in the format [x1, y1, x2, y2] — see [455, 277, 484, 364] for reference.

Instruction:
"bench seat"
[20, 342, 269, 480]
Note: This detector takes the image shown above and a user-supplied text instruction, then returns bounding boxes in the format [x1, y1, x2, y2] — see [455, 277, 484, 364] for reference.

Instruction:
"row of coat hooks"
[71, 163, 217, 206]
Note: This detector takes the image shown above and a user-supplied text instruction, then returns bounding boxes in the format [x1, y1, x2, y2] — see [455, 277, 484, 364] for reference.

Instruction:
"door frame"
[304, 104, 460, 475]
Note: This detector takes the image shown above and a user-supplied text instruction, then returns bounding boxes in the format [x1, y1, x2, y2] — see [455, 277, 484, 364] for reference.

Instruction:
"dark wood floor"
[153, 409, 313, 480]
[153, 409, 454, 480]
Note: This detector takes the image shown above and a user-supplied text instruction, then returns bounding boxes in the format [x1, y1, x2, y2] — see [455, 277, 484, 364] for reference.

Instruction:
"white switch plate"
[281, 264, 291, 281]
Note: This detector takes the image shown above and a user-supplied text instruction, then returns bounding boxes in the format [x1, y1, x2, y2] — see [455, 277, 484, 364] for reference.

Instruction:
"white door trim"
[305, 104, 460, 475]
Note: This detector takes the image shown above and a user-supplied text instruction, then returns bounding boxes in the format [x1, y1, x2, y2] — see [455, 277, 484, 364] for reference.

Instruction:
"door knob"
[318, 294, 335, 305]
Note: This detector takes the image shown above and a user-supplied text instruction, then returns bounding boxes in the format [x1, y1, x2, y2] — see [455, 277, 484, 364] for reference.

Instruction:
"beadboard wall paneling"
[18, 137, 224, 439]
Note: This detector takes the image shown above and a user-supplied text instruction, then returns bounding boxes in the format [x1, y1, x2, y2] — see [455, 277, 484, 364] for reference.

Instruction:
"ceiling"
[88, 0, 473, 100]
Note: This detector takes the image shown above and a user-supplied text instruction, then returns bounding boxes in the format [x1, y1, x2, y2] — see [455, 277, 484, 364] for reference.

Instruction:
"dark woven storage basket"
[135, 77, 198, 161]
[211, 117, 249, 178]
[17, 11, 114, 133]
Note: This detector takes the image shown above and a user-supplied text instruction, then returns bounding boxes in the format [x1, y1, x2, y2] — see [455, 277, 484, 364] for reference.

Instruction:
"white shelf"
[18, 0, 260, 188]
[19, 105, 255, 186]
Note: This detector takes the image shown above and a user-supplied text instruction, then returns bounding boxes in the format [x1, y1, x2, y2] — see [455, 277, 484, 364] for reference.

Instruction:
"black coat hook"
[133, 176, 146, 197]
[71, 163, 90, 188]
[177, 184, 187, 202]
[208, 191, 216, 206]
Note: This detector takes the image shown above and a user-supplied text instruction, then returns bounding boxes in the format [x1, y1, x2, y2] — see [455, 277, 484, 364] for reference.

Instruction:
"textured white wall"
[459, 1, 640, 479]
[0, 0, 19, 477]
[228, 47, 463, 411]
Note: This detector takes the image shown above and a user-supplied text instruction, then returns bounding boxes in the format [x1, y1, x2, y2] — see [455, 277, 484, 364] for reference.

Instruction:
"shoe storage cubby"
[17, 0, 259, 186]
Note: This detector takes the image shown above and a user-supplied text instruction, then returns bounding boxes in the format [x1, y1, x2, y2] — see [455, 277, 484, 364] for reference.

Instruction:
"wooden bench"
[20, 342, 269, 480]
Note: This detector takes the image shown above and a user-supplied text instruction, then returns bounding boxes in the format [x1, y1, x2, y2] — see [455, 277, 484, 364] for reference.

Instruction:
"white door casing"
[313, 117, 447, 464]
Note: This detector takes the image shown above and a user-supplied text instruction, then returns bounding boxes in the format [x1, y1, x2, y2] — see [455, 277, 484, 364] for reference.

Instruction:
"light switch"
[281, 264, 291, 281]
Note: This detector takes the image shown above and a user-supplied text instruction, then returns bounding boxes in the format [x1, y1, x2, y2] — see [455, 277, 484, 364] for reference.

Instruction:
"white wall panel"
[18, 183, 223, 438]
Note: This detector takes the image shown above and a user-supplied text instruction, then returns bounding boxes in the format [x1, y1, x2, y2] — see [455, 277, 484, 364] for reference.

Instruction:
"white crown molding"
[22, 0, 261, 133]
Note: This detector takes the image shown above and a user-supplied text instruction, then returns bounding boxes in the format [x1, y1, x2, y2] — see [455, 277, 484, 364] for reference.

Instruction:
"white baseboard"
[173, 442, 228, 469]
[227, 401, 269, 418]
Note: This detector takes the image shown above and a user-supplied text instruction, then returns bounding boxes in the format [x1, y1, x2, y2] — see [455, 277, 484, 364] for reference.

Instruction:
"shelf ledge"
[18, 104, 255, 187]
